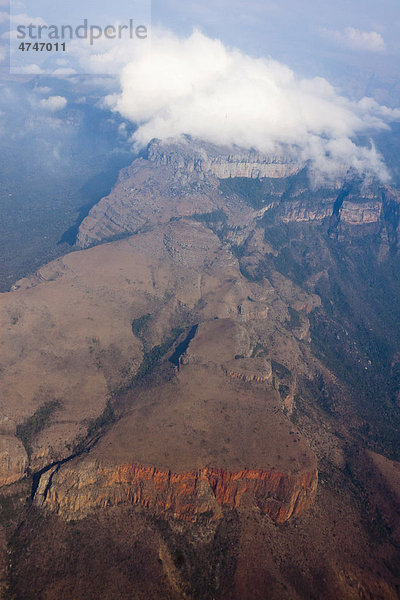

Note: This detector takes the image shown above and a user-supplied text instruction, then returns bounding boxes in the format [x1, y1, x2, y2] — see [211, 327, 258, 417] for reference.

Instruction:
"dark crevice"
[41, 464, 60, 502]
[328, 185, 350, 236]
[169, 325, 198, 369]
[30, 436, 101, 501]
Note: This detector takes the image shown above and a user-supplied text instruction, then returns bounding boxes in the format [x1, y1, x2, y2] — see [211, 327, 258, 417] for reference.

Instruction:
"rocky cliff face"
[276, 191, 389, 226]
[76, 135, 303, 250]
[33, 317, 318, 525]
[148, 137, 302, 179]
[36, 460, 317, 524]
[0, 435, 27, 486]
[76, 138, 400, 250]
[340, 200, 382, 225]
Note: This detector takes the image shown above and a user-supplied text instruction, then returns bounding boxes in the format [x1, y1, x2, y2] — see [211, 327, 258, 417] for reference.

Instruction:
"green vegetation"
[192, 209, 229, 241]
[16, 400, 61, 458]
[134, 327, 184, 382]
[0, 491, 27, 527]
[192, 209, 227, 225]
[236, 258, 267, 283]
[131, 313, 152, 339]
[285, 307, 302, 331]
[230, 244, 246, 259]
[266, 222, 400, 457]
[219, 177, 292, 210]
[86, 400, 115, 439]
[220, 178, 266, 209]
[271, 360, 291, 379]
[278, 383, 290, 401]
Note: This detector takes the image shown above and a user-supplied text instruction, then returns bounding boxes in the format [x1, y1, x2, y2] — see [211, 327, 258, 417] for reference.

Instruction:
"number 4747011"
[18, 42, 66, 51]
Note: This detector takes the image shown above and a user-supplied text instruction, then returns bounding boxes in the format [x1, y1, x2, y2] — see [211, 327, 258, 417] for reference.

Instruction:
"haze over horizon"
[0, 0, 400, 183]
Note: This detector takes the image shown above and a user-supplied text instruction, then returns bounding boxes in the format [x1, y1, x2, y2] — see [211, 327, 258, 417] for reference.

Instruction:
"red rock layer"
[226, 371, 270, 383]
[39, 461, 318, 523]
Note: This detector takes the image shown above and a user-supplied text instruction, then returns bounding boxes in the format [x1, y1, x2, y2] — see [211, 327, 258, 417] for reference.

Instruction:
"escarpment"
[222, 357, 272, 383]
[11, 135, 398, 537]
[76, 137, 400, 252]
[36, 460, 317, 524]
[147, 137, 302, 179]
[76, 136, 303, 249]
[33, 318, 318, 524]
[35, 359, 318, 524]
[0, 208, 320, 500]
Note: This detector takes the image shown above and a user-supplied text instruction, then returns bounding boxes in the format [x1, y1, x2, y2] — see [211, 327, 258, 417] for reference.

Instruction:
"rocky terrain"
[147, 137, 302, 179]
[77, 137, 400, 252]
[34, 346, 317, 524]
[1, 137, 400, 598]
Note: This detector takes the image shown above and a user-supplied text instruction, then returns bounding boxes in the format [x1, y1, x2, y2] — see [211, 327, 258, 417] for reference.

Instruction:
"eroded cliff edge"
[33, 320, 319, 524]
[36, 461, 317, 524]
[76, 136, 400, 250]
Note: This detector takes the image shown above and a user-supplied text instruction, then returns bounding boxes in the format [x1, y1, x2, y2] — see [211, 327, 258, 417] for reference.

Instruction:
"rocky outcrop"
[340, 200, 381, 224]
[280, 200, 335, 223]
[36, 460, 318, 524]
[237, 301, 269, 321]
[148, 137, 302, 179]
[0, 435, 28, 486]
[222, 357, 272, 384]
[225, 371, 270, 384]
[278, 198, 384, 226]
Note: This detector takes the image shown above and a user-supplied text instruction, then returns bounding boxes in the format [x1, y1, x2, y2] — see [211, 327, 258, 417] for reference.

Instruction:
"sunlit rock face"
[36, 461, 318, 524]
[147, 137, 302, 179]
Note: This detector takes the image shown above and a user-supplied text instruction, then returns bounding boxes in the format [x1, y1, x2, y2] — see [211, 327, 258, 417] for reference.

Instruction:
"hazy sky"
[2, 0, 400, 99]
[0, 0, 399, 183]
[151, 0, 400, 102]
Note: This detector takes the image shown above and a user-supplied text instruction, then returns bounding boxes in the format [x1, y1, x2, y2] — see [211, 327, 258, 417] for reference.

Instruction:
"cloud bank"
[105, 30, 400, 182]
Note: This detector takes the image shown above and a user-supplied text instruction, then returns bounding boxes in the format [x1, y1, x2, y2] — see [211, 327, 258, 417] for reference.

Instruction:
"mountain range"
[1, 137, 400, 599]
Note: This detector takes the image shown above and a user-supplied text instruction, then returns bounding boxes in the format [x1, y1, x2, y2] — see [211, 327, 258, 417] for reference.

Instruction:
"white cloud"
[0, 11, 8, 23]
[322, 27, 385, 52]
[16, 63, 43, 74]
[40, 96, 68, 112]
[105, 30, 400, 183]
[10, 13, 47, 27]
[3, 30, 21, 39]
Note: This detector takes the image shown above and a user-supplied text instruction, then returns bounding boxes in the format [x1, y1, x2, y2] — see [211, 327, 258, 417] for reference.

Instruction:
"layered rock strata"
[36, 461, 318, 524]
[76, 138, 400, 251]
[148, 137, 301, 179]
